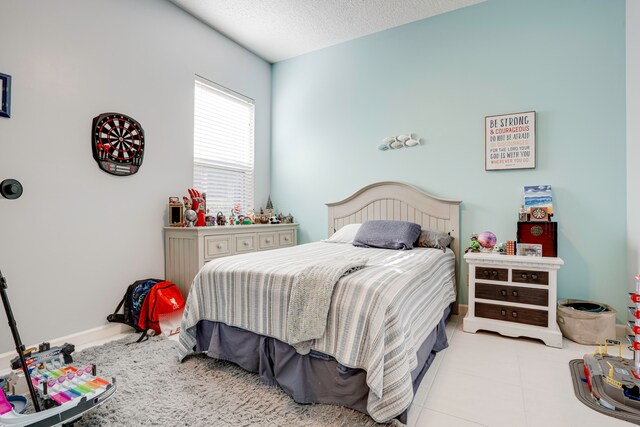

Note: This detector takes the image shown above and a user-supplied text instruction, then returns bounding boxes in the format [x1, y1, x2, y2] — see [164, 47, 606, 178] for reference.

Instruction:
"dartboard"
[92, 112, 145, 176]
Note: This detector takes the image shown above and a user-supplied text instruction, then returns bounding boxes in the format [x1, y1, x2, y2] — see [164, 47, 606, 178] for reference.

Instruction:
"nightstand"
[463, 252, 564, 348]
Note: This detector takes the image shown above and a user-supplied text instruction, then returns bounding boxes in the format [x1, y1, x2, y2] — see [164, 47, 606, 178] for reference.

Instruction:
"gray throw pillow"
[353, 220, 422, 250]
[416, 229, 453, 252]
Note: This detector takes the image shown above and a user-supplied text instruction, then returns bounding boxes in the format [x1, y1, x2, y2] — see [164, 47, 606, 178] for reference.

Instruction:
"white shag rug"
[70, 335, 393, 426]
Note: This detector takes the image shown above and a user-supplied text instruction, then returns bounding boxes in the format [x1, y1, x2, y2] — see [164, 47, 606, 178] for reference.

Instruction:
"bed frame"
[326, 181, 462, 312]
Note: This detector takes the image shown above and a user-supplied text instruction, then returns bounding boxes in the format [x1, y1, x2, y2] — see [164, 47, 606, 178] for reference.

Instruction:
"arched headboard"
[326, 181, 462, 311]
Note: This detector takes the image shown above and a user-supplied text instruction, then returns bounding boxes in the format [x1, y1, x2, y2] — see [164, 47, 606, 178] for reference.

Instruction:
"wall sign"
[0, 73, 11, 118]
[485, 111, 536, 170]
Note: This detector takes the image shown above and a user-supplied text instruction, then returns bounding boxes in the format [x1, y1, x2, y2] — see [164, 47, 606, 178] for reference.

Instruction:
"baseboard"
[0, 323, 132, 374]
[458, 304, 468, 317]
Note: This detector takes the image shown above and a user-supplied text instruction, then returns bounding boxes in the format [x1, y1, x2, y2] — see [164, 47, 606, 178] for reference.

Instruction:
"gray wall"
[0, 0, 271, 352]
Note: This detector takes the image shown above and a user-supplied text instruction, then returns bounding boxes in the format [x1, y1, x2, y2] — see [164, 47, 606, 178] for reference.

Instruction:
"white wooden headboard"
[326, 181, 462, 312]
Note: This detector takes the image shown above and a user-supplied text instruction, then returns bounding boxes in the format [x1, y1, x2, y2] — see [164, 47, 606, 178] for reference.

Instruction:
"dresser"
[463, 252, 564, 348]
[164, 224, 298, 295]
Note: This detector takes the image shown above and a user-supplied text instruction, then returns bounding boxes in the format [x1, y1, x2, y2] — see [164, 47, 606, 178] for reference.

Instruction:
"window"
[193, 76, 255, 216]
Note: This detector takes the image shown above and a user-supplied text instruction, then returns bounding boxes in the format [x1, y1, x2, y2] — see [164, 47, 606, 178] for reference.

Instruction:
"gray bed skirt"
[195, 304, 452, 424]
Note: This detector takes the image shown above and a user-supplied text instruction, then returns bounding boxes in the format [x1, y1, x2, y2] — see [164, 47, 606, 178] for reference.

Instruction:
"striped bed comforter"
[177, 242, 456, 422]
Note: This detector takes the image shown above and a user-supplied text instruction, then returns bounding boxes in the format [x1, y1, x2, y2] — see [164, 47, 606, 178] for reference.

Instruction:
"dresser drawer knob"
[265, 239, 271, 243]
[243, 241, 249, 246]
[512, 290, 518, 297]
[531, 274, 538, 280]
[217, 244, 222, 249]
[284, 236, 289, 241]
[483, 269, 490, 277]
[500, 290, 507, 296]
[521, 273, 528, 279]
[501, 309, 506, 316]
[512, 311, 518, 318]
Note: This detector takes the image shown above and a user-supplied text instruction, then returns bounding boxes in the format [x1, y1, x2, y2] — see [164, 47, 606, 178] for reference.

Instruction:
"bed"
[177, 182, 461, 423]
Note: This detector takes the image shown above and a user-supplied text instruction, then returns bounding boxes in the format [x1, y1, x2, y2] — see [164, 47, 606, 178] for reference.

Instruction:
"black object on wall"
[0, 179, 23, 199]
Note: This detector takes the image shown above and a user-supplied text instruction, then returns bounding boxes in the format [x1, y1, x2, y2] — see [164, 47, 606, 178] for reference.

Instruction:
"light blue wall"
[271, 0, 627, 317]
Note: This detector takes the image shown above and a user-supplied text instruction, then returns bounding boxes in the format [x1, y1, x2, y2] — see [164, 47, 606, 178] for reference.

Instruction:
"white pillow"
[322, 223, 362, 244]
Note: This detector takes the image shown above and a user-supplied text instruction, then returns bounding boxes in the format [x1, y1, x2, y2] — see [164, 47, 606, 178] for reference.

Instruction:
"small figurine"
[260, 207, 265, 215]
[229, 212, 236, 225]
[465, 233, 482, 253]
[277, 212, 283, 223]
[183, 188, 206, 227]
[266, 196, 274, 217]
[494, 242, 507, 254]
[184, 209, 197, 227]
[216, 211, 227, 226]
[284, 213, 294, 224]
[247, 209, 255, 224]
[518, 205, 528, 222]
[269, 216, 280, 224]
[237, 214, 245, 225]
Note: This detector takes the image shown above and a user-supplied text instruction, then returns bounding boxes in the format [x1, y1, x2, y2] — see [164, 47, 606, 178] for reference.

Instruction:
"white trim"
[628, 0, 640, 288]
[0, 323, 131, 375]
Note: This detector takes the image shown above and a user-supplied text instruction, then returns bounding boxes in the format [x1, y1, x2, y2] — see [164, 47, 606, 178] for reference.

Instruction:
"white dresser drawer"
[204, 235, 233, 259]
[258, 232, 277, 250]
[279, 230, 295, 247]
[235, 234, 257, 253]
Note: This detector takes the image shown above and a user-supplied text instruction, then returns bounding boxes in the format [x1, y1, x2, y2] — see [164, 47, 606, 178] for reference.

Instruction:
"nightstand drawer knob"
[512, 290, 518, 297]
[512, 311, 518, 318]
[500, 290, 507, 296]
[501, 309, 506, 316]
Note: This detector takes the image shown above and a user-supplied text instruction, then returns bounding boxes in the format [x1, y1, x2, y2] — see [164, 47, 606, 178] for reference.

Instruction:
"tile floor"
[79, 316, 627, 427]
[405, 315, 630, 427]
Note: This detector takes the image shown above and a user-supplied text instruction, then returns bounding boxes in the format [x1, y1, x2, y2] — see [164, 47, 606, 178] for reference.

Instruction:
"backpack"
[137, 281, 185, 337]
[107, 278, 162, 332]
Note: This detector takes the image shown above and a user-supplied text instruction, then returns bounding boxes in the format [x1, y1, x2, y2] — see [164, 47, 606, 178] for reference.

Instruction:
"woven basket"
[557, 299, 617, 344]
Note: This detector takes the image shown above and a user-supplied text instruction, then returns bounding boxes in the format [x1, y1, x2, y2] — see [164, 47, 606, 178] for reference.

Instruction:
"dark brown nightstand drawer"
[512, 269, 548, 285]
[475, 283, 548, 306]
[475, 267, 508, 282]
[475, 302, 548, 327]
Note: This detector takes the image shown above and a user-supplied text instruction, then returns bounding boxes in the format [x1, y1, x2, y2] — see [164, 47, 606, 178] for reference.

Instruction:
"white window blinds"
[193, 76, 255, 216]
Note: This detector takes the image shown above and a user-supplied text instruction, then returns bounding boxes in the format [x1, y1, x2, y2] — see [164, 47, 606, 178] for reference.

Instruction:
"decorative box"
[517, 221, 557, 257]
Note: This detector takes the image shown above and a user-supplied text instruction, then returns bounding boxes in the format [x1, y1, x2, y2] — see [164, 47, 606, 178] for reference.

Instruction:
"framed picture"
[0, 73, 11, 118]
[485, 111, 536, 170]
[169, 196, 179, 204]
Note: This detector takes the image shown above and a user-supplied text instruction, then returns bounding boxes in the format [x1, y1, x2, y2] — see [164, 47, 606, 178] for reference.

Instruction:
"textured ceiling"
[169, 0, 485, 63]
